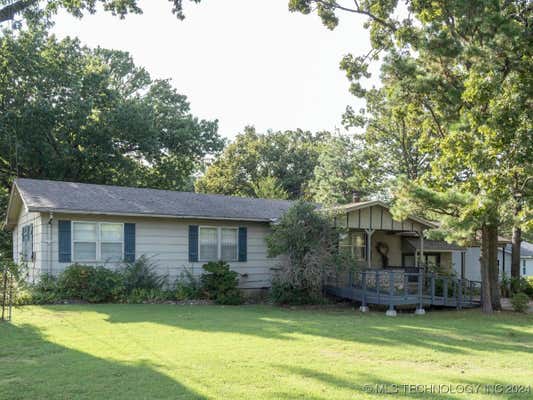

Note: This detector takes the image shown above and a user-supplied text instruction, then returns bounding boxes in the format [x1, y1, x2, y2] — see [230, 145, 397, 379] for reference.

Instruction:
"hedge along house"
[4, 178, 293, 293]
[331, 200, 465, 272]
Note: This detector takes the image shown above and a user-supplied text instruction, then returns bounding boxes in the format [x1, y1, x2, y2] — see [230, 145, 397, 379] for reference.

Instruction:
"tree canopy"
[0, 0, 200, 24]
[292, 0, 533, 312]
[195, 127, 331, 200]
[0, 27, 223, 256]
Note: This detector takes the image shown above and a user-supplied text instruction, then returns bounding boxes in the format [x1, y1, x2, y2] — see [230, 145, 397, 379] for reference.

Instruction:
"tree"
[292, 1, 533, 312]
[0, 0, 200, 24]
[266, 201, 338, 304]
[0, 27, 223, 256]
[195, 127, 330, 199]
[250, 176, 289, 200]
[309, 134, 383, 206]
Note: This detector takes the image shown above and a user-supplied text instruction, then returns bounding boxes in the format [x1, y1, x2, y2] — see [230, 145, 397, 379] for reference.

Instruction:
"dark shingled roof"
[14, 178, 294, 222]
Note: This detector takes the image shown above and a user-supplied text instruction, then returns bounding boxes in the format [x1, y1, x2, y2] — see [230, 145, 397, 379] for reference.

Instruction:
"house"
[5, 178, 293, 293]
[331, 200, 464, 272]
[4, 179, 475, 294]
[452, 241, 533, 280]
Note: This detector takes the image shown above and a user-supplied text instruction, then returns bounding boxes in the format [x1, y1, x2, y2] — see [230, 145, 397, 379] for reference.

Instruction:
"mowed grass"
[1, 305, 532, 400]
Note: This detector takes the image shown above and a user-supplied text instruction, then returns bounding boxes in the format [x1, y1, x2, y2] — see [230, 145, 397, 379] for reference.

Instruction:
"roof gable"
[330, 200, 436, 231]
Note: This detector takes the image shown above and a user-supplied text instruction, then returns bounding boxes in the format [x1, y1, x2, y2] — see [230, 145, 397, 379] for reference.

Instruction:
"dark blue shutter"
[238, 227, 247, 262]
[21, 226, 27, 260]
[28, 224, 33, 258]
[189, 225, 199, 262]
[124, 223, 136, 262]
[58, 220, 71, 263]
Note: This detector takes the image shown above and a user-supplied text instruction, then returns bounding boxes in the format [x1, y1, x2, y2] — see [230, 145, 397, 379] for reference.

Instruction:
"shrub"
[510, 292, 530, 313]
[201, 261, 243, 305]
[271, 280, 323, 305]
[121, 256, 166, 294]
[175, 268, 203, 301]
[501, 275, 533, 298]
[57, 264, 122, 302]
[523, 276, 533, 299]
[127, 288, 174, 304]
[266, 201, 340, 304]
[27, 274, 62, 304]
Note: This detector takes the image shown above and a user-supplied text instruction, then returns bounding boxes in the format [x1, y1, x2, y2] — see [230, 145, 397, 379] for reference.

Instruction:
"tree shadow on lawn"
[0, 322, 206, 400]
[45, 304, 533, 357]
[273, 366, 530, 400]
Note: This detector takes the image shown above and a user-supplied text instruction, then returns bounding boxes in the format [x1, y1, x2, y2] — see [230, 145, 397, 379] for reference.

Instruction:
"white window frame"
[71, 221, 124, 262]
[198, 226, 239, 262]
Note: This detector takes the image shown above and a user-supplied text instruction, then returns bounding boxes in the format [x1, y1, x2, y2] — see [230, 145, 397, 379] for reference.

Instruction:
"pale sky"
[52, 0, 379, 139]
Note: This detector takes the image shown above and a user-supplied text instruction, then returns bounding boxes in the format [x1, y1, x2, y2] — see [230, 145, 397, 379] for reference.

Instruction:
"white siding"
[12, 207, 43, 283]
[452, 247, 510, 282]
[40, 213, 279, 289]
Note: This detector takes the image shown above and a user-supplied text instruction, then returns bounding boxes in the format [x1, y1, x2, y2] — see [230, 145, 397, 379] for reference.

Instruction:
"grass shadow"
[68, 304, 533, 356]
[0, 322, 206, 400]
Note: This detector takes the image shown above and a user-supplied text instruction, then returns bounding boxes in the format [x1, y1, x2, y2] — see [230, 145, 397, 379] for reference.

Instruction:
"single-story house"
[5, 178, 293, 292]
[453, 241, 533, 280]
[5, 178, 492, 292]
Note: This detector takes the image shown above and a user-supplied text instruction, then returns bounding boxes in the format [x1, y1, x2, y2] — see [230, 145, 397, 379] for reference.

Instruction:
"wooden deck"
[325, 269, 481, 312]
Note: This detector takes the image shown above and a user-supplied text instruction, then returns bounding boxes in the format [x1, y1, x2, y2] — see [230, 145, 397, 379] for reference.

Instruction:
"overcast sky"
[52, 0, 379, 139]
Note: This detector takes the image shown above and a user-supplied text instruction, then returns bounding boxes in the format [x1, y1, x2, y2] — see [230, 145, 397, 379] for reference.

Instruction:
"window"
[72, 222, 123, 262]
[73, 222, 97, 261]
[21, 224, 33, 261]
[221, 228, 238, 261]
[100, 223, 123, 261]
[339, 231, 366, 260]
[199, 227, 238, 262]
[199, 227, 218, 261]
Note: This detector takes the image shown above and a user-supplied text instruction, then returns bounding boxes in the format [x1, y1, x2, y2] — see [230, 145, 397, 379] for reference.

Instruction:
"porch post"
[415, 250, 418, 268]
[419, 230, 425, 269]
[365, 229, 374, 269]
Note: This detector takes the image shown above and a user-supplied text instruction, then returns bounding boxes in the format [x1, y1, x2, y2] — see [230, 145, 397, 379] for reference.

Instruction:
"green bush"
[121, 256, 166, 294]
[201, 261, 243, 305]
[510, 292, 530, 313]
[524, 276, 533, 298]
[175, 268, 203, 301]
[270, 280, 323, 305]
[57, 264, 122, 303]
[26, 274, 61, 304]
[501, 274, 533, 298]
[266, 201, 339, 304]
[126, 288, 174, 304]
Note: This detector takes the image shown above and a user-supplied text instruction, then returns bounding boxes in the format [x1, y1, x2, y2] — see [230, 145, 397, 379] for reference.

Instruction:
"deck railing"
[325, 268, 482, 310]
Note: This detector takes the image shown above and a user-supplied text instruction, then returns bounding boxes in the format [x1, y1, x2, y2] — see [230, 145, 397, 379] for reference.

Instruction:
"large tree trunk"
[511, 225, 521, 278]
[487, 225, 501, 310]
[480, 226, 493, 313]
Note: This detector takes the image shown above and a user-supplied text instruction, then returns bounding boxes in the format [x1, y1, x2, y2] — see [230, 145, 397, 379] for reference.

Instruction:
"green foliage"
[502, 275, 533, 299]
[120, 256, 167, 294]
[58, 264, 122, 303]
[126, 288, 174, 304]
[175, 268, 204, 301]
[309, 135, 383, 206]
[195, 127, 330, 199]
[200, 261, 243, 305]
[270, 280, 324, 306]
[0, 0, 201, 25]
[510, 292, 530, 313]
[250, 176, 289, 200]
[266, 201, 339, 304]
[0, 27, 223, 255]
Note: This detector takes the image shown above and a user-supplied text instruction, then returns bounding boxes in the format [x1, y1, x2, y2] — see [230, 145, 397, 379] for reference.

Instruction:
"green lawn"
[1, 305, 532, 400]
